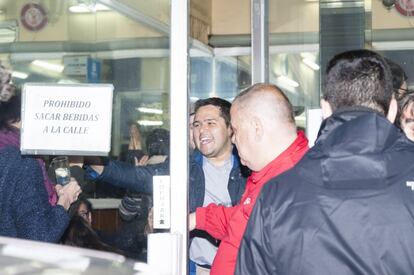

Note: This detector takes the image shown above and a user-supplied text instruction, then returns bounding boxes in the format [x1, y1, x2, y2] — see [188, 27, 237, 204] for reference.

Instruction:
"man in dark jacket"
[86, 97, 247, 272]
[236, 49, 414, 275]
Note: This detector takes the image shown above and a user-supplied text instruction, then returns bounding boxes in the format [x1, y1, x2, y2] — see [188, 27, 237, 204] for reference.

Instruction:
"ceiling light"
[58, 79, 80, 84]
[12, 71, 29, 79]
[300, 52, 315, 59]
[277, 75, 299, 88]
[69, 3, 110, 13]
[31, 60, 64, 73]
[95, 4, 110, 11]
[137, 120, 164, 126]
[69, 4, 90, 13]
[302, 58, 320, 71]
[137, 107, 163, 115]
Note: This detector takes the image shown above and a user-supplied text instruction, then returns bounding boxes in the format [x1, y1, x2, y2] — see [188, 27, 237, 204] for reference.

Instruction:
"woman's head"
[0, 65, 19, 131]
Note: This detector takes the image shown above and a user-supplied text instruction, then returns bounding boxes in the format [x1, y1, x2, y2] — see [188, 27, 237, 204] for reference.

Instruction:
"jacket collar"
[316, 109, 399, 157]
[192, 146, 241, 169]
[304, 110, 412, 189]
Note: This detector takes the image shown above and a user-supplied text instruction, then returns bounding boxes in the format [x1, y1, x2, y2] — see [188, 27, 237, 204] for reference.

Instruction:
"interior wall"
[372, 0, 414, 29]
[11, 0, 69, 41]
[269, 0, 319, 33]
[118, 0, 170, 25]
[210, 0, 414, 36]
[4, 0, 414, 44]
[6, 0, 164, 43]
[70, 12, 162, 41]
[211, 0, 319, 35]
[191, 0, 212, 26]
[141, 58, 169, 90]
[211, 0, 250, 35]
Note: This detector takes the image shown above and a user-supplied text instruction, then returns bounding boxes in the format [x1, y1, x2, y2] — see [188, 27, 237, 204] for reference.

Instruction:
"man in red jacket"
[189, 83, 309, 275]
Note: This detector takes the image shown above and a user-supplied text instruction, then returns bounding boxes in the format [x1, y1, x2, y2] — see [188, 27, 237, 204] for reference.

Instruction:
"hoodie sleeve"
[195, 203, 237, 240]
[98, 160, 169, 194]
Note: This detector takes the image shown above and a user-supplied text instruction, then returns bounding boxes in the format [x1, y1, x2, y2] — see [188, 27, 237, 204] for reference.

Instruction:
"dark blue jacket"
[98, 149, 247, 212]
[236, 110, 414, 275]
[0, 146, 69, 242]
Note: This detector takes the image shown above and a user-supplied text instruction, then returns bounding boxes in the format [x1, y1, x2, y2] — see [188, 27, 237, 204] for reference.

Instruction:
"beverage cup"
[52, 156, 71, 185]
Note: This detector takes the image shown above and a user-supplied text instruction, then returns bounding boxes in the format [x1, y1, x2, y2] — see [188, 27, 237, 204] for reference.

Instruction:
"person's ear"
[320, 99, 333, 119]
[252, 116, 263, 141]
[387, 96, 398, 123]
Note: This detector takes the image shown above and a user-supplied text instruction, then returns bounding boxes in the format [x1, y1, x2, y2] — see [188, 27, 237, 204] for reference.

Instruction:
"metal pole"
[170, 0, 189, 274]
[251, 0, 269, 84]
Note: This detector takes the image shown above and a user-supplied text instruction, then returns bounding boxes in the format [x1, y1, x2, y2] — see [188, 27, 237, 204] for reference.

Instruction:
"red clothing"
[196, 131, 309, 275]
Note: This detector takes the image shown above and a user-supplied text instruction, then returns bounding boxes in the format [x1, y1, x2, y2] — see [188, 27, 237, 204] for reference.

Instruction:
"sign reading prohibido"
[21, 83, 113, 156]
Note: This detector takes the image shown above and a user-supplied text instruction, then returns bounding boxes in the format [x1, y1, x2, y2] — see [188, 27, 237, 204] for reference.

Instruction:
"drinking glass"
[51, 156, 71, 185]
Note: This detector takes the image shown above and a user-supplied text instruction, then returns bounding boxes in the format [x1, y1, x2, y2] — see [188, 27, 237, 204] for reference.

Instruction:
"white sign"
[21, 83, 113, 156]
[153, 176, 171, 229]
[306, 108, 323, 148]
[63, 56, 88, 76]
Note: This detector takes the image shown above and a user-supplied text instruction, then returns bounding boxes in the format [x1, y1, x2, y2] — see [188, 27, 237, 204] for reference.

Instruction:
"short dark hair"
[146, 128, 170, 157]
[78, 196, 93, 212]
[396, 91, 414, 128]
[323, 49, 393, 115]
[385, 58, 407, 92]
[194, 97, 232, 127]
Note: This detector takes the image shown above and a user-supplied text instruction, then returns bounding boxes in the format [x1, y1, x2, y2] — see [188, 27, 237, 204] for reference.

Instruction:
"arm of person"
[89, 160, 169, 194]
[13, 157, 71, 243]
[235, 189, 276, 275]
[192, 203, 238, 240]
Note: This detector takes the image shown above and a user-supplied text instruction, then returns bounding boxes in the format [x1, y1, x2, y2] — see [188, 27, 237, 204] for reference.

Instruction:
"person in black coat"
[236, 49, 414, 275]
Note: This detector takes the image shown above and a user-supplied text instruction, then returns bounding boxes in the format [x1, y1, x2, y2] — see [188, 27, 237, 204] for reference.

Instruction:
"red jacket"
[196, 131, 309, 275]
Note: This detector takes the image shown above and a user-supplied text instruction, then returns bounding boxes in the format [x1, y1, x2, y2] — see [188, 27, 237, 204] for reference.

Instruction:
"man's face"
[192, 105, 232, 159]
[401, 102, 414, 142]
[230, 105, 256, 170]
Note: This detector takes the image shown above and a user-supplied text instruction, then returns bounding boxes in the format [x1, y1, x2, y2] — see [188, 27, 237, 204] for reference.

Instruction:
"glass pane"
[371, 0, 414, 89]
[269, 0, 320, 131]
[0, 0, 171, 264]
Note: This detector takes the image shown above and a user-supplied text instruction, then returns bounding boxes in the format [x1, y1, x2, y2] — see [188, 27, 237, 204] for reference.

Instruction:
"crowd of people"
[1, 48, 414, 275]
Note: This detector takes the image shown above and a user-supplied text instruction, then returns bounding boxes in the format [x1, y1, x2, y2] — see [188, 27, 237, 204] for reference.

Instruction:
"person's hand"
[189, 212, 196, 231]
[135, 155, 149, 166]
[56, 178, 82, 210]
[129, 124, 142, 150]
[89, 165, 104, 175]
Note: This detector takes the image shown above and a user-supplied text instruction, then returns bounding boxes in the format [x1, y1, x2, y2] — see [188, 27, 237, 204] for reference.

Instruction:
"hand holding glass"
[52, 156, 71, 185]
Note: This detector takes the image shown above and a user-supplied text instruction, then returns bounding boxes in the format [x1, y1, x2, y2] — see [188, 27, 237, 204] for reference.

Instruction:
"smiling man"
[189, 98, 248, 275]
